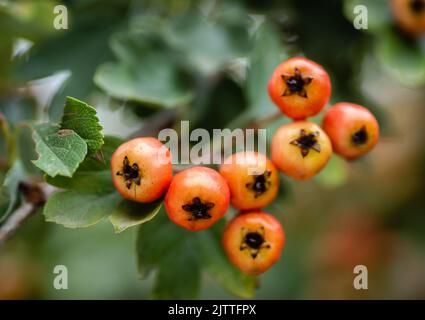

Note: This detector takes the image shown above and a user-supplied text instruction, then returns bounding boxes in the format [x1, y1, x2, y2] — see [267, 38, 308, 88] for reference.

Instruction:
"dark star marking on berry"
[244, 232, 264, 249]
[281, 68, 313, 98]
[246, 170, 272, 198]
[182, 197, 215, 221]
[352, 126, 368, 146]
[116, 156, 141, 189]
[410, 0, 425, 14]
[290, 129, 321, 158]
[240, 226, 271, 259]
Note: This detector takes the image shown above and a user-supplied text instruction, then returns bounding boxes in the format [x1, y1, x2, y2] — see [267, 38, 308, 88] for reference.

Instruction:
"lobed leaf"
[32, 123, 87, 178]
[61, 96, 104, 155]
[43, 190, 121, 228]
[94, 33, 193, 108]
[109, 198, 163, 233]
[162, 11, 252, 75]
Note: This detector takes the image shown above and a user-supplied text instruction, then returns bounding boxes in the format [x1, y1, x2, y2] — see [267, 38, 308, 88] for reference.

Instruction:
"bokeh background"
[1, 0, 425, 299]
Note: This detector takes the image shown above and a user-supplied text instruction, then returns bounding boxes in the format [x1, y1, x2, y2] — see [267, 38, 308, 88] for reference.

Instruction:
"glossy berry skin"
[268, 57, 331, 120]
[219, 152, 279, 211]
[322, 103, 379, 160]
[165, 167, 230, 231]
[111, 137, 172, 203]
[391, 0, 425, 36]
[223, 212, 285, 275]
[271, 121, 332, 180]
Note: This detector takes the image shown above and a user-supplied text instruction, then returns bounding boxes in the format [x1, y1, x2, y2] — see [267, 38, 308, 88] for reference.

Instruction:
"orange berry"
[165, 167, 230, 231]
[271, 121, 332, 180]
[223, 212, 285, 275]
[268, 57, 331, 120]
[322, 102, 379, 160]
[111, 137, 172, 203]
[219, 152, 279, 211]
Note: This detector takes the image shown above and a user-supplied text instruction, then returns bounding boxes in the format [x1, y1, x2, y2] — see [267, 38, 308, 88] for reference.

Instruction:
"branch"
[130, 109, 179, 138]
[0, 182, 56, 247]
[246, 111, 282, 130]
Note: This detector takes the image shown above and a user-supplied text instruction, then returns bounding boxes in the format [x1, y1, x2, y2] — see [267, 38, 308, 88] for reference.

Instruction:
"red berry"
[268, 57, 331, 120]
[271, 121, 332, 180]
[111, 137, 172, 203]
[219, 151, 279, 211]
[165, 166, 230, 231]
[391, 0, 425, 36]
[222, 212, 285, 275]
[322, 103, 379, 160]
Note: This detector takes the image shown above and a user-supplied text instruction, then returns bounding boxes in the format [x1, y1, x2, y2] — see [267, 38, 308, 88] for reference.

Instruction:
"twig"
[246, 111, 282, 130]
[130, 109, 180, 138]
[0, 203, 35, 246]
[0, 182, 56, 247]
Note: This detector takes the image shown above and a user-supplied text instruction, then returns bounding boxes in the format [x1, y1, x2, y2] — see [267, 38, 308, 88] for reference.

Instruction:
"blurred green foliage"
[1, 0, 425, 300]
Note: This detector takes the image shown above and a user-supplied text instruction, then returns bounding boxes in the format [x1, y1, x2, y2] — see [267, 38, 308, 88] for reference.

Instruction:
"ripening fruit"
[111, 137, 172, 203]
[165, 166, 230, 231]
[322, 102, 379, 160]
[390, 0, 425, 36]
[223, 212, 285, 275]
[219, 151, 279, 211]
[268, 57, 331, 120]
[271, 121, 332, 180]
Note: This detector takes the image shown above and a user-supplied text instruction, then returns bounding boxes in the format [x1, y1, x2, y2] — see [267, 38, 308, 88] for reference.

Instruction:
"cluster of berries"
[110, 57, 379, 276]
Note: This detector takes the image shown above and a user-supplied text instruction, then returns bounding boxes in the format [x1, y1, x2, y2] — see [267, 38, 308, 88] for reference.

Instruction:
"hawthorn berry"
[268, 57, 331, 120]
[271, 121, 332, 180]
[111, 137, 172, 203]
[219, 151, 279, 211]
[391, 0, 425, 36]
[165, 166, 230, 231]
[222, 212, 285, 275]
[322, 102, 379, 160]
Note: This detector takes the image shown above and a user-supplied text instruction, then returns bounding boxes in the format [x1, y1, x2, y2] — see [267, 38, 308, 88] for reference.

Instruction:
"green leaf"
[14, 6, 126, 122]
[31, 123, 87, 178]
[61, 96, 104, 155]
[0, 161, 27, 223]
[197, 221, 257, 299]
[45, 135, 123, 193]
[162, 11, 252, 75]
[109, 198, 163, 233]
[136, 210, 200, 299]
[43, 190, 121, 228]
[44, 135, 160, 231]
[46, 170, 114, 194]
[136, 210, 188, 278]
[375, 28, 425, 86]
[136, 211, 255, 299]
[94, 32, 193, 108]
[152, 238, 200, 299]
